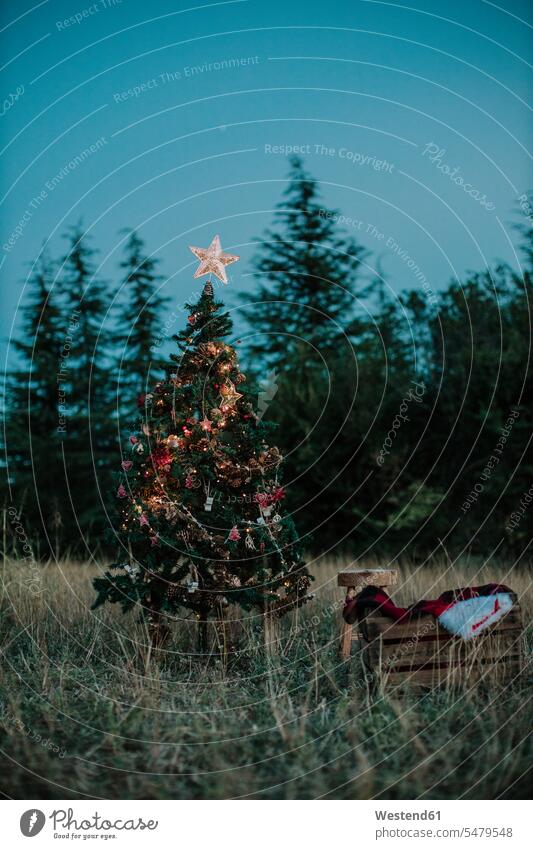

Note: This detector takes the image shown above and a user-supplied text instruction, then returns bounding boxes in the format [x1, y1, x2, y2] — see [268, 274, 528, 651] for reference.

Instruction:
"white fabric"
[438, 593, 514, 640]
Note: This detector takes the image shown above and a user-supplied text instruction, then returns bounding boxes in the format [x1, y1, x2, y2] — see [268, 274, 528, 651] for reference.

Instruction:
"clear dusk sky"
[1, 0, 532, 365]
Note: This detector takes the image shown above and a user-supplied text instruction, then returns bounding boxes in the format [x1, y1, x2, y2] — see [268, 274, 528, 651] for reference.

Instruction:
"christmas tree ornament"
[228, 526, 240, 541]
[121, 460, 133, 471]
[189, 234, 239, 284]
[204, 482, 215, 511]
[220, 381, 243, 406]
[122, 563, 140, 579]
[164, 502, 178, 521]
[148, 444, 173, 470]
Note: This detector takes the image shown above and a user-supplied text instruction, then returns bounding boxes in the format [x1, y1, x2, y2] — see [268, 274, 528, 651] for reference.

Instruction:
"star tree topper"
[189, 235, 239, 284]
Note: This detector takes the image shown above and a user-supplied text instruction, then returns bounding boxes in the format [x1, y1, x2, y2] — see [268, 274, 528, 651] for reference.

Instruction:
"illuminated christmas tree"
[93, 236, 312, 646]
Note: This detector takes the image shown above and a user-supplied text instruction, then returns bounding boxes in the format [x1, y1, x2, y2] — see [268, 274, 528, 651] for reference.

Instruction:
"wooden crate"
[338, 569, 398, 659]
[359, 595, 523, 690]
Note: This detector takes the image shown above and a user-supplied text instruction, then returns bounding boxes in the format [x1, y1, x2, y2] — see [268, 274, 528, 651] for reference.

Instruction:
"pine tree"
[116, 230, 168, 419]
[3, 252, 64, 557]
[92, 244, 312, 646]
[240, 155, 367, 370]
[238, 157, 368, 552]
[56, 226, 114, 544]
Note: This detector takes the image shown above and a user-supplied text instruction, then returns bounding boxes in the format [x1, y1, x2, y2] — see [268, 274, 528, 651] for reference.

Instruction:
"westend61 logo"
[19, 807, 159, 837]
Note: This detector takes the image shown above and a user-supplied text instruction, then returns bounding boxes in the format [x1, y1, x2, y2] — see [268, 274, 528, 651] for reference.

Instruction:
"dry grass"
[0, 555, 531, 799]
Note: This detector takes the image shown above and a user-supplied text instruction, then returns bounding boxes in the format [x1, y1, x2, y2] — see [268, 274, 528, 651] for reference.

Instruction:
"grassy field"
[0, 555, 531, 800]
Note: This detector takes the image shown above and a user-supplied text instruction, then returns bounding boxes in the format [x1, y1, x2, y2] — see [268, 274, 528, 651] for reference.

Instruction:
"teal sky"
[1, 0, 532, 363]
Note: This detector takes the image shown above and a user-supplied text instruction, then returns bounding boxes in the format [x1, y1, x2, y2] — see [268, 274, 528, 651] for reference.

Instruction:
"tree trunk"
[146, 585, 170, 650]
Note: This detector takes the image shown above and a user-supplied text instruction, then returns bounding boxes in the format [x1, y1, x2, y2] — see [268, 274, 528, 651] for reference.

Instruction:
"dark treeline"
[3, 158, 532, 562]
[3, 227, 166, 559]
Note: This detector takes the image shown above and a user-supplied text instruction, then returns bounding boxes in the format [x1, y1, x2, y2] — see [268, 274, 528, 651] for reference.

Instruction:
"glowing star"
[220, 381, 243, 406]
[200, 417, 212, 432]
[189, 235, 239, 284]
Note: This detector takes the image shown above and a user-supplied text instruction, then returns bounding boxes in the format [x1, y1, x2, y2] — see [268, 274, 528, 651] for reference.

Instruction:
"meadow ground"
[0, 555, 531, 800]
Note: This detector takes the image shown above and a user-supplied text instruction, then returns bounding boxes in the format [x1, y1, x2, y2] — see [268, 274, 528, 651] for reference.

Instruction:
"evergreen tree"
[239, 156, 369, 552]
[421, 265, 533, 554]
[56, 226, 114, 546]
[240, 156, 367, 370]
[347, 279, 437, 553]
[116, 230, 168, 419]
[93, 243, 312, 646]
[3, 252, 64, 557]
